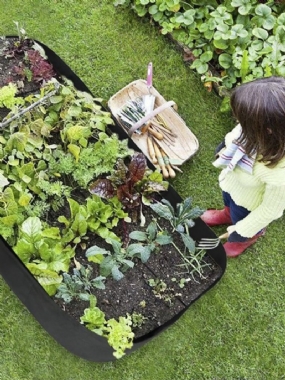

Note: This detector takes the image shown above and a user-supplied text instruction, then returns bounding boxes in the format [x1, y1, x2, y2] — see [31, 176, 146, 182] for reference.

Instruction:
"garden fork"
[196, 232, 229, 250]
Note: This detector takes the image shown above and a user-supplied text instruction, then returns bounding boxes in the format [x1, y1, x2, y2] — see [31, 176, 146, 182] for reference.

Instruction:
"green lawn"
[1, 1, 285, 379]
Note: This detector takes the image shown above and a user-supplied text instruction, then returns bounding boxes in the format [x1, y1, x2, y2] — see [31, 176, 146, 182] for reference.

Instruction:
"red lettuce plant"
[26, 49, 56, 82]
[89, 152, 169, 225]
[89, 153, 146, 210]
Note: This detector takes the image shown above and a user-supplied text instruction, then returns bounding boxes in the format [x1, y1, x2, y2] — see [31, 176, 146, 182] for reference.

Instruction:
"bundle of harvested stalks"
[117, 97, 183, 179]
[147, 135, 181, 178]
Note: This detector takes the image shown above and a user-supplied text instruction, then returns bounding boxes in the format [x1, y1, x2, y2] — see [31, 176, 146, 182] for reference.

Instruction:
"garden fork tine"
[196, 232, 228, 250]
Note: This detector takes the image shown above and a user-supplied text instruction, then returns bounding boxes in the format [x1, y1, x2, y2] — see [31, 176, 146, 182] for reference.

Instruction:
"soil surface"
[0, 36, 224, 340]
[53, 202, 223, 339]
[0, 37, 41, 94]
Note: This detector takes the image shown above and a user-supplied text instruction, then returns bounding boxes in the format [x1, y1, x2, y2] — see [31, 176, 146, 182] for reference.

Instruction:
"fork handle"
[219, 232, 229, 239]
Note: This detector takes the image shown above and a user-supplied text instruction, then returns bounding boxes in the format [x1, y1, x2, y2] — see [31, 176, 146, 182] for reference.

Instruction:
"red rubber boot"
[200, 206, 232, 227]
[224, 230, 266, 258]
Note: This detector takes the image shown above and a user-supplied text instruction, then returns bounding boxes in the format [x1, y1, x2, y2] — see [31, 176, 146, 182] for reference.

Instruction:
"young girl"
[201, 76, 285, 257]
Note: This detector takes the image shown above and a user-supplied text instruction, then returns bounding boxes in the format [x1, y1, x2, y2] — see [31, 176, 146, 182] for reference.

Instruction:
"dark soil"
[52, 201, 222, 339]
[0, 37, 42, 96]
[0, 35, 223, 340]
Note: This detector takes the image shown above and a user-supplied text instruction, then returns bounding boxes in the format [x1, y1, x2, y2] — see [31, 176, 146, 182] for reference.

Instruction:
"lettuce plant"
[0, 83, 24, 109]
[89, 152, 168, 221]
[13, 216, 75, 295]
[80, 296, 134, 359]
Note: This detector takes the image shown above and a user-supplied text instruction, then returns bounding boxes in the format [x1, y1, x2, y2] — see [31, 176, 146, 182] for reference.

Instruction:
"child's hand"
[227, 225, 236, 235]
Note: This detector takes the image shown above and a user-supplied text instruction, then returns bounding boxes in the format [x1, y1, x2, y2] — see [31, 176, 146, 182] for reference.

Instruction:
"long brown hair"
[230, 76, 285, 166]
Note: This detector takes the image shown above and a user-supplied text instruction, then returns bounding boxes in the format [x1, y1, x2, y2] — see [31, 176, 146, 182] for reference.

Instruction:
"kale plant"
[150, 197, 204, 233]
[128, 220, 172, 261]
[150, 197, 208, 277]
[86, 238, 135, 281]
[55, 265, 105, 304]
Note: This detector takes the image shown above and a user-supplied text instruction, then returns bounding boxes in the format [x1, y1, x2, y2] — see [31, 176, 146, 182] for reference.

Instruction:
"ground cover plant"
[1, 1, 285, 379]
[0, 33, 223, 360]
[115, 0, 285, 99]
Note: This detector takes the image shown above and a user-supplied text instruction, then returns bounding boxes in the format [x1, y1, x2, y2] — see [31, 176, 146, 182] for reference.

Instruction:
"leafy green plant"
[89, 152, 168, 221]
[86, 238, 135, 281]
[148, 278, 173, 305]
[49, 132, 132, 188]
[0, 184, 28, 244]
[150, 197, 208, 276]
[171, 277, 188, 288]
[150, 197, 204, 233]
[115, 0, 285, 92]
[80, 295, 107, 334]
[55, 265, 105, 303]
[105, 315, 134, 359]
[0, 80, 122, 213]
[86, 220, 173, 278]
[80, 296, 134, 359]
[129, 220, 172, 261]
[130, 312, 148, 328]
[36, 179, 72, 211]
[13, 216, 75, 295]
[58, 195, 127, 244]
[0, 83, 24, 109]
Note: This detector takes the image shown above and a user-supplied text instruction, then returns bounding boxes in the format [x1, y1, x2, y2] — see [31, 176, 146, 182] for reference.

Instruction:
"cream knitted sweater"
[216, 125, 285, 238]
